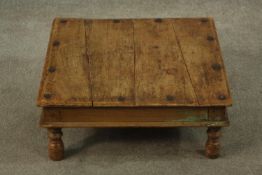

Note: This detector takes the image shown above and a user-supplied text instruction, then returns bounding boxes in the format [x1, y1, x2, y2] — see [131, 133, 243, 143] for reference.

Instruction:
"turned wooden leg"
[205, 127, 221, 159]
[48, 128, 64, 161]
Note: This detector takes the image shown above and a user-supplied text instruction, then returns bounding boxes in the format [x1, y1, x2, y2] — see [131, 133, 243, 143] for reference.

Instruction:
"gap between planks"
[171, 23, 200, 105]
[84, 20, 94, 107]
[132, 20, 137, 106]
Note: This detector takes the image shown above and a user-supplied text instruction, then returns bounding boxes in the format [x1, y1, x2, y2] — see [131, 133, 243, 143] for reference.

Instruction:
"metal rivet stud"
[218, 94, 226, 100]
[44, 93, 52, 99]
[207, 36, 214, 41]
[211, 63, 221, 71]
[166, 95, 175, 101]
[153, 45, 159, 49]
[48, 66, 56, 73]
[60, 19, 67, 23]
[113, 19, 120, 23]
[118, 96, 125, 102]
[154, 18, 162, 23]
[53, 40, 60, 46]
[200, 18, 208, 23]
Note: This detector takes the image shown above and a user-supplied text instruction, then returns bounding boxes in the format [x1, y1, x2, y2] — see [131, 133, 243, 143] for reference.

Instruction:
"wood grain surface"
[133, 19, 198, 106]
[37, 18, 232, 107]
[86, 20, 135, 106]
[38, 18, 92, 106]
[173, 19, 231, 106]
[40, 107, 229, 128]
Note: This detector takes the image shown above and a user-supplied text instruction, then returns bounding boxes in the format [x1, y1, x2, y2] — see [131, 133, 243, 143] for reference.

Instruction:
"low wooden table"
[37, 17, 232, 161]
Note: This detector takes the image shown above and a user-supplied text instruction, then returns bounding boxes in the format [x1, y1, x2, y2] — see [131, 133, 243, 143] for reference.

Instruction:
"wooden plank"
[133, 19, 198, 106]
[172, 18, 232, 106]
[39, 107, 229, 128]
[42, 107, 208, 122]
[37, 18, 92, 106]
[86, 19, 135, 106]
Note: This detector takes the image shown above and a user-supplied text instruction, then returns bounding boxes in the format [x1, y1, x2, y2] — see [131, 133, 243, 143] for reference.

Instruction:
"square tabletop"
[37, 18, 232, 107]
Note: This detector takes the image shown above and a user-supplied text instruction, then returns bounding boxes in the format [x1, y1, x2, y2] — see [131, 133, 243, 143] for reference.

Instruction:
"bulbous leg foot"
[48, 128, 64, 161]
[205, 127, 221, 159]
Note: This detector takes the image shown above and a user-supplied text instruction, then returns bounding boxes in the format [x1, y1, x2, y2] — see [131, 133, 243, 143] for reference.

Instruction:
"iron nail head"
[53, 40, 60, 46]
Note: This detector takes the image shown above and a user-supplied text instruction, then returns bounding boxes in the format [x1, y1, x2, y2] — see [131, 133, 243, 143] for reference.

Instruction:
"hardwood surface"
[134, 19, 197, 106]
[86, 20, 135, 106]
[37, 18, 232, 107]
[40, 107, 229, 128]
[173, 19, 231, 105]
[38, 19, 92, 106]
